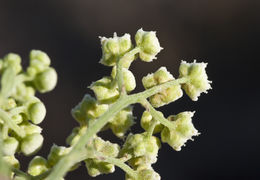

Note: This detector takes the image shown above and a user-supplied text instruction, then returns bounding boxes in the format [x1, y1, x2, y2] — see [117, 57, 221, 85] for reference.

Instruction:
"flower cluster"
[65, 29, 211, 180]
[0, 50, 57, 178]
[0, 29, 212, 180]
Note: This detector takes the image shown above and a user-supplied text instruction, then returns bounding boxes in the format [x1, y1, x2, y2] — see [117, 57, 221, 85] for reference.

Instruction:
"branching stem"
[46, 77, 188, 180]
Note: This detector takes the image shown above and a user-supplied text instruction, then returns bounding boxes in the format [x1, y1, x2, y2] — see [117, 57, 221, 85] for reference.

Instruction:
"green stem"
[146, 119, 157, 137]
[8, 106, 26, 116]
[12, 168, 33, 180]
[2, 125, 8, 139]
[0, 129, 10, 178]
[140, 99, 175, 129]
[0, 108, 25, 137]
[115, 47, 140, 95]
[46, 77, 188, 180]
[102, 155, 138, 179]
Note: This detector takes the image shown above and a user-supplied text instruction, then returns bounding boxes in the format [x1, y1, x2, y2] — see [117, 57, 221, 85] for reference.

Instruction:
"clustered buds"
[65, 29, 211, 180]
[0, 29, 211, 180]
[142, 67, 183, 107]
[84, 137, 120, 177]
[0, 50, 57, 176]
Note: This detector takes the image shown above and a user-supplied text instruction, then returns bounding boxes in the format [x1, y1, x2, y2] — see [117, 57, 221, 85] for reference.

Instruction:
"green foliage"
[0, 29, 212, 180]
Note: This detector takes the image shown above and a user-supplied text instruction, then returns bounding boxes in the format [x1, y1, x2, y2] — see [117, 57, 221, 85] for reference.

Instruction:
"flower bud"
[2, 137, 19, 156]
[100, 33, 134, 66]
[135, 28, 162, 62]
[109, 106, 134, 138]
[66, 126, 87, 146]
[15, 84, 35, 100]
[47, 145, 71, 167]
[27, 156, 48, 176]
[142, 67, 183, 107]
[1, 98, 16, 110]
[85, 159, 115, 177]
[120, 133, 160, 165]
[20, 123, 42, 135]
[21, 133, 43, 156]
[28, 101, 46, 124]
[161, 112, 199, 151]
[3, 53, 22, 74]
[12, 114, 23, 124]
[111, 66, 136, 92]
[85, 137, 120, 177]
[71, 94, 108, 124]
[90, 77, 119, 103]
[30, 50, 51, 67]
[34, 67, 57, 93]
[3, 156, 20, 169]
[179, 60, 212, 101]
[126, 168, 161, 180]
[141, 111, 163, 134]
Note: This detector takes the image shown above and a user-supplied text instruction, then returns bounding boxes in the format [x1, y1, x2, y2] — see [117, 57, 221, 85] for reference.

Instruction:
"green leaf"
[1, 67, 16, 98]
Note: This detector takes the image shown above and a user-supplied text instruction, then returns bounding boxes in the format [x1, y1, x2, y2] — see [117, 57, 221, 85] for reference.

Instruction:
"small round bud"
[21, 133, 44, 156]
[111, 67, 136, 92]
[2, 137, 19, 156]
[12, 114, 23, 124]
[28, 156, 48, 176]
[34, 68, 57, 93]
[179, 60, 212, 101]
[161, 112, 199, 151]
[3, 156, 20, 169]
[90, 77, 119, 103]
[109, 106, 134, 138]
[28, 101, 46, 124]
[47, 145, 71, 167]
[30, 50, 51, 66]
[66, 127, 79, 145]
[135, 28, 162, 62]
[141, 111, 163, 134]
[3, 53, 22, 74]
[34, 67, 57, 93]
[142, 67, 183, 107]
[100, 33, 134, 66]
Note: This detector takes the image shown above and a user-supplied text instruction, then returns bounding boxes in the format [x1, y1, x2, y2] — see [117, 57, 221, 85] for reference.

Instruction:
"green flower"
[179, 60, 212, 101]
[111, 66, 136, 92]
[142, 67, 183, 107]
[20, 133, 44, 156]
[85, 137, 120, 177]
[27, 156, 48, 176]
[161, 112, 199, 151]
[100, 33, 134, 66]
[135, 28, 162, 62]
[126, 168, 161, 180]
[109, 106, 134, 138]
[2, 137, 19, 156]
[141, 111, 163, 134]
[47, 145, 71, 167]
[90, 76, 119, 103]
[120, 133, 160, 167]
[3, 53, 22, 74]
[71, 94, 108, 124]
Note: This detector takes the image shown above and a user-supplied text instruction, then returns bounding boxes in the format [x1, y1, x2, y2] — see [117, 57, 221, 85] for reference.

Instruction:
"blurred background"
[0, 0, 259, 179]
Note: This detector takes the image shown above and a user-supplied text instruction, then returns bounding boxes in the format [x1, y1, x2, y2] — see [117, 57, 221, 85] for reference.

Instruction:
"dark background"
[0, 0, 259, 179]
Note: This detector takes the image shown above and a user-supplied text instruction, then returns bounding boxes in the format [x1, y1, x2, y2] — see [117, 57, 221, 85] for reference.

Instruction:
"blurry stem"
[0, 108, 25, 137]
[146, 119, 157, 137]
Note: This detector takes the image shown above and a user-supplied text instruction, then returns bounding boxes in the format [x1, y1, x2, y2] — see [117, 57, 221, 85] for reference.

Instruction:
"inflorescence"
[0, 28, 211, 180]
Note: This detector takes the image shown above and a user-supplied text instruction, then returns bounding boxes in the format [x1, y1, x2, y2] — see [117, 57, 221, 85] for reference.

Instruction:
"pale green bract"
[0, 29, 212, 180]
